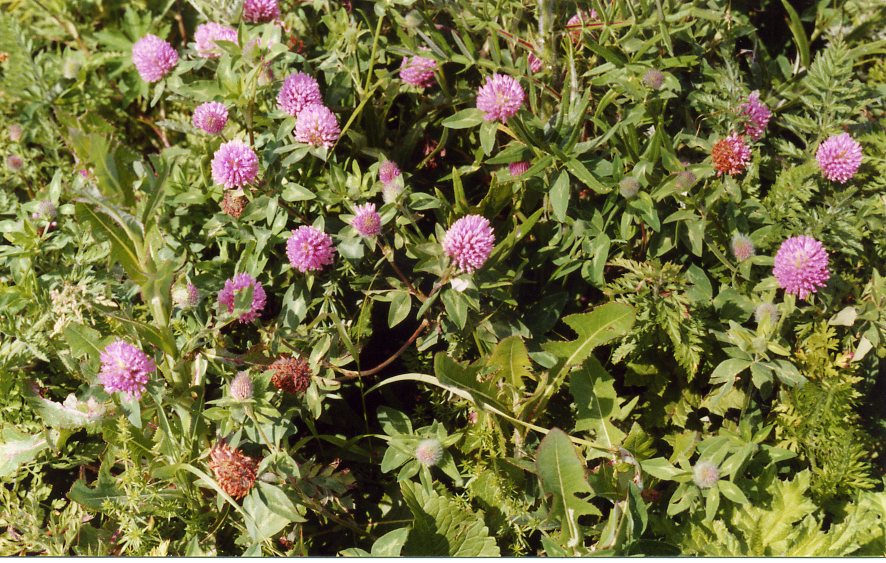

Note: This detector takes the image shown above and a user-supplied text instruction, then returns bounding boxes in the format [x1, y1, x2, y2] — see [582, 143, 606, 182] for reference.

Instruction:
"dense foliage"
[1, 0, 884, 556]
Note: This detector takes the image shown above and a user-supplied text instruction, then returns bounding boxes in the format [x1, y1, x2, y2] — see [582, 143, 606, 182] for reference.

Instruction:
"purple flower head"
[527, 52, 543, 73]
[379, 161, 401, 185]
[738, 91, 771, 141]
[194, 23, 238, 58]
[731, 232, 755, 262]
[8, 124, 22, 142]
[816, 133, 862, 184]
[399, 56, 437, 89]
[98, 340, 157, 400]
[6, 154, 23, 172]
[567, 9, 598, 41]
[132, 34, 178, 83]
[476, 74, 525, 123]
[172, 282, 200, 309]
[773, 235, 830, 300]
[415, 439, 443, 467]
[712, 133, 751, 176]
[243, 0, 279, 23]
[351, 203, 381, 237]
[277, 72, 323, 116]
[643, 68, 665, 90]
[287, 226, 336, 272]
[217, 273, 266, 323]
[230, 371, 254, 401]
[294, 104, 340, 148]
[509, 161, 530, 176]
[193, 102, 229, 134]
[211, 140, 259, 189]
[443, 215, 495, 273]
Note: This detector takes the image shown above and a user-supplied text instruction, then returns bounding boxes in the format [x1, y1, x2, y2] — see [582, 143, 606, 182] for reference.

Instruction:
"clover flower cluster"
[816, 133, 862, 183]
[287, 226, 336, 272]
[217, 273, 267, 322]
[443, 215, 495, 273]
[476, 74, 524, 123]
[132, 34, 178, 82]
[400, 55, 437, 89]
[98, 340, 156, 400]
[773, 235, 830, 300]
[194, 23, 238, 58]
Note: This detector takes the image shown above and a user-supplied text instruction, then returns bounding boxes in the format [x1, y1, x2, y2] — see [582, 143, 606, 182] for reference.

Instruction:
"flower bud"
[230, 371, 254, 401]
[692, 460, 719, 489]
[415, 438, 443, 467]
[172, 282, 200, 309]
[6, 154, 23, 172]
[754, 303, 779, 325]
[619, 177, 640, 199]
[643, 68, 665, 90]
[8, 124, 23, 142]
[730, 232, 755, 262]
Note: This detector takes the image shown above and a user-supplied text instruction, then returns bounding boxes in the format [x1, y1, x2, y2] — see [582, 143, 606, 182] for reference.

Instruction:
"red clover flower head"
[277, 72, 323, 117]
[294, 104, 340, 148]
[399, 56, 437, 89]
[351, 203, 382, 237]
[443, 215, 495, 273]
[193, 102, 228, 134]
[217, 273, 266, 323]
[286, 225, 336, 272]
[711, 133, 751, 176]
[773, 235, 830, 300]
[738, 91, 771, 140]
[132, 34, 178, 83]
[816, 133, 862, 184]
[476, 74, 524, 123]
[211, 140, 259, 189]
[194, 23, 238, 58]
[98, 340, 156, 400]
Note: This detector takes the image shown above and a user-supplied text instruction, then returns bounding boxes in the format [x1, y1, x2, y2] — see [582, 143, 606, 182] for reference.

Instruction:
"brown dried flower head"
[221, 190, 247, 219]
[208, 440, 258, 500]
[270, 355, 312, 394]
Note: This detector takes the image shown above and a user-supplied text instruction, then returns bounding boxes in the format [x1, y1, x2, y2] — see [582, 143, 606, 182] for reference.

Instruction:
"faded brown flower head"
[208, 440, 258, 500]
[270, 355, 312, 394]
[221, 190, 247, 219]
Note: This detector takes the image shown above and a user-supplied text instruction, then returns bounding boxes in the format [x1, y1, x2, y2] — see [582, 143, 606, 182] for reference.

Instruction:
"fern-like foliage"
[607, 259, 706, 377]
[678, 470, 885, 556]
[774, 322, 877, 499]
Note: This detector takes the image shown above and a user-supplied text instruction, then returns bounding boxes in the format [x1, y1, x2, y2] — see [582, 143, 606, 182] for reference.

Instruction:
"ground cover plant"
[0, 0, 884, 556]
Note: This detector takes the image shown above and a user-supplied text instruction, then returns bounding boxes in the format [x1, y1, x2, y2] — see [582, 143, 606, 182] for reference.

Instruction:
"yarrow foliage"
[476, 74, 524, 123]
[131, 34, 178, 83]
[217, 273, 266, 322]
[816, 133, 862, 183]
[98, 340, 156, 400]
[773, 236, 830, 300]
[443, 215, 495, 273]
[286, 226, 336, 272]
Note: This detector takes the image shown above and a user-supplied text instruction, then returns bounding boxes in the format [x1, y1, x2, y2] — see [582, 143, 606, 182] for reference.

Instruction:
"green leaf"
[536, 428, 601, 549]
[370, 527, 410, 557]
[550, 170, 570, 222]
[76, 203, 145, 283]
[570, 358, 626, 455]
[440, 288, 468, 330]
[281, 183, 316, 202]
[542, 303, 636, 379]
[587, 234, 610, 288]
[441, 108, 485, 129]
[640, 457, 685, 481]
[63, 323, 106, 361]
[719, 480, 749, 504]
[709, 358, 752, 385]
[487, 335, 533, 393]
[0, 428, 49, 478]
[434, 353, 506, 412]
[243, 482, 306, 542]
[387, 290, 412, 328]
[377, 406, 413, 436]
[479, 120, 497, 155]
[401, 481, 500, 556]
[565, 159, 609, 194]
[780, 0, 810, 68]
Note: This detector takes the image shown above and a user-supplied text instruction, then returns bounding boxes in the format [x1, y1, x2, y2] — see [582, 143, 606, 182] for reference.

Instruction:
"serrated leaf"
[0, 428, 49, 478]
[542, 303, 635, 379]
[536, 428, 602, 549]
[487, 336, 533, 392]
[570, 358, 625, 455]
[401, 481, 500, 556]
